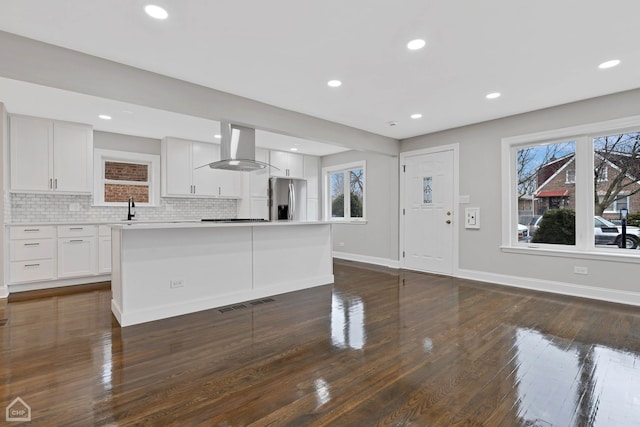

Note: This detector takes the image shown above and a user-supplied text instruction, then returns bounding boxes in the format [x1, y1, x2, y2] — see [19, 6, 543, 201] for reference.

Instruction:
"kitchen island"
[110, 221, 333, 326]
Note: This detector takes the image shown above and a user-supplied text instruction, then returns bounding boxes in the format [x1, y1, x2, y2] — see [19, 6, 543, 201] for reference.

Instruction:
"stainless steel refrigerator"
[269, 177, 307, 221]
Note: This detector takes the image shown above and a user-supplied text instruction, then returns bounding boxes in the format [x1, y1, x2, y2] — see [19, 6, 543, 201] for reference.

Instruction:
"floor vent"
[0, 319, 7, 327]
[218, 298, 276, 314]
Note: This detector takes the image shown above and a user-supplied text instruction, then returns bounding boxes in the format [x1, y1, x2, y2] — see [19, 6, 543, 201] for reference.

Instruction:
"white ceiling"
[0, 77, 348, 156]
[1, 0, 640, 142]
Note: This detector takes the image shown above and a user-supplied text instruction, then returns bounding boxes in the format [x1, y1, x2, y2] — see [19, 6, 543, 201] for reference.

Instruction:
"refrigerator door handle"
[289, 182, 295, 220]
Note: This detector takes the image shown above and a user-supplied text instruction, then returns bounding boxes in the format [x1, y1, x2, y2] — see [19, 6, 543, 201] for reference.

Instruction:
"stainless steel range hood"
[203, 122, 275, 172]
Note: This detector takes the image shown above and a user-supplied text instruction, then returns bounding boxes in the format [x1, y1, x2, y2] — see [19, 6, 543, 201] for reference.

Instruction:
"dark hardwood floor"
[2, 259, 640, 426]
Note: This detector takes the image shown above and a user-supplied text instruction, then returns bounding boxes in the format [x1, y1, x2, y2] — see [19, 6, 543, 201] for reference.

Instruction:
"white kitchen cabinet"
[9, 225, 57, 284]
[307, 198, 319, 221]
[162, 137, 218, 197]
[98, 226, 112, 274]
[251, 148, 270, 198]
[303, 155, 320, 199]
[57, 225, 97, 278]
[9, 115, 93, 193]
[162, 137, 241, 198]
[270, 150, 304, 178]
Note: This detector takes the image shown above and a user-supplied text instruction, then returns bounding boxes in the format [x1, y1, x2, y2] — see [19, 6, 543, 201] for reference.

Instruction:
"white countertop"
[110, 220, 331, 230]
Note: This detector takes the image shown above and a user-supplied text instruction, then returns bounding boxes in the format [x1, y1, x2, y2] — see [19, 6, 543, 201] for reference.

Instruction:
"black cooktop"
[201, 218, 269, 222]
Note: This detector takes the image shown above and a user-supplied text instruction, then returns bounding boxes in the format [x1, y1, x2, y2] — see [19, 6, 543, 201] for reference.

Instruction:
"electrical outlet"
[170, 279, 185, 288]
[574, 266, 588, 275]
[339, 242, 345, 247]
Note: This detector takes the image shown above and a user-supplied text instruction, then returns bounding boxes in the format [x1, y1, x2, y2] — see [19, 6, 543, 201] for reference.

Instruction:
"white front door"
[402, 149, 455, 275]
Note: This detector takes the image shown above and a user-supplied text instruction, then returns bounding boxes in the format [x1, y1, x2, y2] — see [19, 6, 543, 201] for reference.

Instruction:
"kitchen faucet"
[127, 197, 136, 221]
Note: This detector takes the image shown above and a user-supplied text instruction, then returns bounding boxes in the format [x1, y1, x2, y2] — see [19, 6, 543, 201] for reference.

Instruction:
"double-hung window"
[93, 149, 160, 206]
[502, 115, 640, 254]
[323, 161, 366, 221]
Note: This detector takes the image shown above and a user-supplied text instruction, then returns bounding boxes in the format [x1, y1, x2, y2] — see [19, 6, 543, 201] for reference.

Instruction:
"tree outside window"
[324, 162, 366, 221]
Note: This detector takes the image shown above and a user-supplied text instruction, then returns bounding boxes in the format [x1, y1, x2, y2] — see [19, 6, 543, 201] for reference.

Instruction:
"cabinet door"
[303, 155, 319, 198]
[99, 236, 112, 274]
[58, 237, 96, 278]
[215, 170, 242, 198]
[53, 122, 92, 193]
[10, 115, 53, 192]
[307, 198, 319, 221]
[192, 142, 219, 196]
[287, 152, 304, 178]
[250, 197, 269, 220]
[269, 151, 289, 177]
[163, 139, 193, 196]
[250, 148, 270, 197]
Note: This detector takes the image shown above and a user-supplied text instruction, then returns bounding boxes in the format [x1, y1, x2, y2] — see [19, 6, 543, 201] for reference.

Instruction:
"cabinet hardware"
[70, 239, 84, 243]
[24, 229, 40, 232]
[446, 220, 451, 224]
[70, 227, 83, 230]
[49, 178, 53, 189]
[23, 243, 40, 246]
[24, 263, 40, 268]
[54, 178, 58, 189]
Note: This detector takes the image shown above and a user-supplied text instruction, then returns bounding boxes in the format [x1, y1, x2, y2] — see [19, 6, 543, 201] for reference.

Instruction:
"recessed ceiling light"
[410, 113, 422, 119]
[214, 134, 221, 139]
[145, 5, 168, 20]
[407, 39, 426, 50]
[327, 80, 342, 88]
[598, 59, 620, 69]
[290, 148, 299, 152]
[98, 114, 112, 120]
[486, 92, 501, 99]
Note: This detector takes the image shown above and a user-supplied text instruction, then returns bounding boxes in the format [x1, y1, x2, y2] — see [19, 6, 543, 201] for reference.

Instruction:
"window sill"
[327, 219, 368, 225]
[501, 244, 640, 264]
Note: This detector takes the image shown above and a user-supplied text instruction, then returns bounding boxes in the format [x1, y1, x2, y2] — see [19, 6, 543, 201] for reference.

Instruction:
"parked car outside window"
[529, 215, 640, 248]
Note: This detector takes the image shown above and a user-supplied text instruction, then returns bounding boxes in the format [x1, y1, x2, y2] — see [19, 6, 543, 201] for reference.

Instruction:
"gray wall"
[0, 31, 398, 156]
[322, 150, 399, 263]
[94, 131, 160, 154]
[401, 88, 640, 296]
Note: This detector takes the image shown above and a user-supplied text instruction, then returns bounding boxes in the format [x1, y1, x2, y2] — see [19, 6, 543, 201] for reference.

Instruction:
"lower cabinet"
[8, 223, 111, 286]
[8, 225, 56, 284]
[58, 237, 96, 278]
[98, 225, 112, 274]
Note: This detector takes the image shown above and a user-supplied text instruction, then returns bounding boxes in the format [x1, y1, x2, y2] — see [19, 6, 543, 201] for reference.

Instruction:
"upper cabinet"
[10, 115, 93, 193]
[269, 150, 304, 178]
[161, 137, 241, 198]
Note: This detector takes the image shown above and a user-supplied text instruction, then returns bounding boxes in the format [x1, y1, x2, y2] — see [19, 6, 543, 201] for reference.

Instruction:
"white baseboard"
[8, 275, 111, 294]
[333, 251, 399, 269]
[457, 268, 640, 307]
[0, 286, 8, 299]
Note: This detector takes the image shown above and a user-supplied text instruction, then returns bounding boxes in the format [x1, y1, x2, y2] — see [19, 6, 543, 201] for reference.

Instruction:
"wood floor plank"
[2, 260, 640, 425]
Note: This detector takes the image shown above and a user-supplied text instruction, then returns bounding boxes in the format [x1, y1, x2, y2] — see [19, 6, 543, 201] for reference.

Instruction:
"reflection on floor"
[1, 259, 639, 425]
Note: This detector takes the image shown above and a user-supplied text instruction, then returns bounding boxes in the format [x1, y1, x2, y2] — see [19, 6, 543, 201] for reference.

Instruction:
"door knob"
[446, 220, 451, 224]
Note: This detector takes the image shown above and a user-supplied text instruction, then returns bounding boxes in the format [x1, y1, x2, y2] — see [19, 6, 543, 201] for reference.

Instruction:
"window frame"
[322, 160, 367, 222]
[501, 115, 640, 259]
[93, 149, 160, 207]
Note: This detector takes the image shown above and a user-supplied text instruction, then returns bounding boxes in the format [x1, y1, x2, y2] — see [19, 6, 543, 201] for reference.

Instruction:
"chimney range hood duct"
[202, 122, 276, 172]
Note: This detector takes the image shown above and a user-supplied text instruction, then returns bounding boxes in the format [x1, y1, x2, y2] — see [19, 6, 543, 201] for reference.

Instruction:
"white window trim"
[603, 195, 630, 213]
[322, 160, 367, 222]
[93, 149, 160, 206]
[501, 114, 640, 257]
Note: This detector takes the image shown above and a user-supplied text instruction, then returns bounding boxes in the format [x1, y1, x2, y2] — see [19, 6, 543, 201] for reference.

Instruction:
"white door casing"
[400, 145, 458, 275]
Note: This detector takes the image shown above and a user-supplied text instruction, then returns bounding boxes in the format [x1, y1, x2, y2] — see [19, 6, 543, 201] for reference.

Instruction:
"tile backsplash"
[9, 193, 237, 223]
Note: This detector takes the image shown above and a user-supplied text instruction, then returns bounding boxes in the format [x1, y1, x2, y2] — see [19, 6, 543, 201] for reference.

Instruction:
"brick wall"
[104, 184, 150, 203]
[105, 162, 148, 182]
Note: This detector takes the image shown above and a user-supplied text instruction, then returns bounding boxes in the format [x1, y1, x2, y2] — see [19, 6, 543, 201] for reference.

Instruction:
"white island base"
[110, 222, 333, 326]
